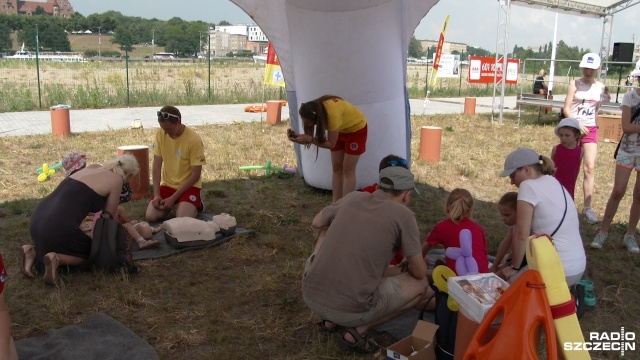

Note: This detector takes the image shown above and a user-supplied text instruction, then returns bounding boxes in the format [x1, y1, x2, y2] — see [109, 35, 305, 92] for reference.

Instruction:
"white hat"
[555, 118, 581, 137]
[631, 60, 640, 77]
[500, 148, 541, 177]
[579, 53, 601, 69]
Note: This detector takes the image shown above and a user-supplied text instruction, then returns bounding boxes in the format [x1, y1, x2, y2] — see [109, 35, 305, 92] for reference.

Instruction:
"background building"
[210, 24, 268, 56]
[419, 39, 467, 54]
[1, 0, 74, 17]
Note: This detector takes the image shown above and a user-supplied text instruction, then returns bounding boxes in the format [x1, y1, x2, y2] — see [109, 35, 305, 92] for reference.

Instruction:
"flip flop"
[18, 245, 36, 279]
[42, 252, 59, 286]
[138, 239, 161, 250]
[339, 327, 379, 354]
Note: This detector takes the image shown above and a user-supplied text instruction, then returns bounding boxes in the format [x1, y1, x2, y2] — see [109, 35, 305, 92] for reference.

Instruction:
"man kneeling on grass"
[301, 160, 428, 354]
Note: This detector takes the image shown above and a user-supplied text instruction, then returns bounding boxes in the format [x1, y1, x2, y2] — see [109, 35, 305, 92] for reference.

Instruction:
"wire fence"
[0, 58, 288, 112]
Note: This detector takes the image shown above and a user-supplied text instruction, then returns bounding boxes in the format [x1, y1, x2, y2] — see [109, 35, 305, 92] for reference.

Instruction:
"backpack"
[420, 283, 458, 360]
[84, 210, 137, 274]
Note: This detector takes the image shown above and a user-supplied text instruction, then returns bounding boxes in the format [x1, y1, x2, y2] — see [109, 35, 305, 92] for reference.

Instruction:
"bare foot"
[42, 252, 59, 286]
[19, 245, 36, 279]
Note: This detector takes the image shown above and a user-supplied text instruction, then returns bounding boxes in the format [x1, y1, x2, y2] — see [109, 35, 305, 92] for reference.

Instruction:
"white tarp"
[232, 0, 439, 190]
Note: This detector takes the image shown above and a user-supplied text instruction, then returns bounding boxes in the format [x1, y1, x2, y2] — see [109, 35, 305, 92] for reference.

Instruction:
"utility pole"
[152, 29, 155, 58]
[98, 27, 101, 61]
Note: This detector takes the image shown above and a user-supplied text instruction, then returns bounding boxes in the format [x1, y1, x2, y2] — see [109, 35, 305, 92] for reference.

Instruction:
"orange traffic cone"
[462, 270, 558, 360]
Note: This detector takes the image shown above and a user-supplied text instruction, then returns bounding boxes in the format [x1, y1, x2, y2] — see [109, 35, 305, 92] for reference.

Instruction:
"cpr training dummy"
[154, 213, 237, 249]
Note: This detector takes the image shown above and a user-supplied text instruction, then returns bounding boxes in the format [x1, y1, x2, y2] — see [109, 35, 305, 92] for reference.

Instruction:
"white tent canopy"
[232, 0, 439, 190]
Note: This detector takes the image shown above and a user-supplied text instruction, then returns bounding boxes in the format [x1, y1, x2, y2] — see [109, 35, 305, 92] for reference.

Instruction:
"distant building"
[211, 24, 268, 56]
[419, 40, 467, 55]
[1, 0, 74, 17]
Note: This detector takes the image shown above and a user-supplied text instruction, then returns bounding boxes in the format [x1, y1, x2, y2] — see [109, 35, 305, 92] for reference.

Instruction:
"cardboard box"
[448, 273, 509, 324]
[386, 320, 438, 360]
[597, 114, 622, 143]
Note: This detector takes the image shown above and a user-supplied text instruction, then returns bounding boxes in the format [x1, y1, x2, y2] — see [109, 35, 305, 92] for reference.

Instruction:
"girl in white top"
[499, 148, 586, 286]
[562, 53, 605, 225]
[591, 61, 640, 254]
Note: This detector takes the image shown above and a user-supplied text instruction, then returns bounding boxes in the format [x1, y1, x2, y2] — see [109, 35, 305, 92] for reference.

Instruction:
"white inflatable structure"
[232, 0, 439, 190]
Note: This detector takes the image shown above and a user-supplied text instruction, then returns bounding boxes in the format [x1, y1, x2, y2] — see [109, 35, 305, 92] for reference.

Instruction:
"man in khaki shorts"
[301, 160, 428, 354]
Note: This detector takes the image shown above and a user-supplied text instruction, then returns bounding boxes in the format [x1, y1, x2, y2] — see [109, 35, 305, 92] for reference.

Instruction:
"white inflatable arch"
[232, 0, 439, 189]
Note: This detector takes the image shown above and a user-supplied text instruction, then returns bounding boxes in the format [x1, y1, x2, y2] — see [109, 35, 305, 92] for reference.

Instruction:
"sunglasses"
[509, 167, 523, 180]
[157, 111, 179, 120]
[387, 159, 408, 167]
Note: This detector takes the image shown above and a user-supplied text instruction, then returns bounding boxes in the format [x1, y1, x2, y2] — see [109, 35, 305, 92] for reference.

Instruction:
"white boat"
[6, 45, 86, 62]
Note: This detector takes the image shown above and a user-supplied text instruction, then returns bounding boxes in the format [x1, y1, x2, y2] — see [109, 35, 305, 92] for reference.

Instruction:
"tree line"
[0, 11, 224, 58]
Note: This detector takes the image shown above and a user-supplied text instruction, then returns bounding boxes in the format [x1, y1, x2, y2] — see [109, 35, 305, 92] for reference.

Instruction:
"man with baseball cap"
[301, 156, 427, 353]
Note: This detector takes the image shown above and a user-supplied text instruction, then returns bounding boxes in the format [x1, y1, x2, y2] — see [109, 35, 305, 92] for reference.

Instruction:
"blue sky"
[74, 0, 639, 54]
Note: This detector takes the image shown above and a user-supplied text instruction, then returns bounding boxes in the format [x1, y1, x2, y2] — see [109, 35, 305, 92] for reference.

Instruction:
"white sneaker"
[591, 232, 607, 249]
[583, 207, 599, 224]
[623, 235, 640, 254]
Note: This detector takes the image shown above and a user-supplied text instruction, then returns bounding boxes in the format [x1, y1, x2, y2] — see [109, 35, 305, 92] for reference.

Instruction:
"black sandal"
[317, 320, 341, 334]
[339, 327, 379, 354]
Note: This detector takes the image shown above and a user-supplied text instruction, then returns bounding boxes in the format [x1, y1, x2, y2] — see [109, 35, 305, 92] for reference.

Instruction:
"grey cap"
[379, 166, 419, 194]
[555, 117, 581, 137]
[500, 148, 540, 177]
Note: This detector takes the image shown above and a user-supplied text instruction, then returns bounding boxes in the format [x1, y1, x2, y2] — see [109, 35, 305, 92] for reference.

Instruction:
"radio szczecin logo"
[564, 328, 636, 356]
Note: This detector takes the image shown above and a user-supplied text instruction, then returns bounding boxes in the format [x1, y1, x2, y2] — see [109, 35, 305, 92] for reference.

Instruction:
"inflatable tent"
[232, 0, 439, 189]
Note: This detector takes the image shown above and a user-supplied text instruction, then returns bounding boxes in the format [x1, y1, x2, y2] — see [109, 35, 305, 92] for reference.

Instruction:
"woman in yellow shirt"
[289, 95, 367, 202]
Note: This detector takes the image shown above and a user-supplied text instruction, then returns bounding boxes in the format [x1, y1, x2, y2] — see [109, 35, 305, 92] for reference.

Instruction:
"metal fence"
[0, 57, 284, 112]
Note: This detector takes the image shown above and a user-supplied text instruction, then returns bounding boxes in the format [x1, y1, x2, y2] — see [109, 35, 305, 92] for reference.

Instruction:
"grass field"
[0, 110, 638, 359]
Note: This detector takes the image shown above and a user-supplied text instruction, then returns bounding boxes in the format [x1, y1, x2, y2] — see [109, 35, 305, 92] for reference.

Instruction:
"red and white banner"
[468, 56, 519, 84]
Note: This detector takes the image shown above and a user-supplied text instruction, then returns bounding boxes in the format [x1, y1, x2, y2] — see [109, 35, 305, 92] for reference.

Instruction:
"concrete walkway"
[0, 96, 521, 137]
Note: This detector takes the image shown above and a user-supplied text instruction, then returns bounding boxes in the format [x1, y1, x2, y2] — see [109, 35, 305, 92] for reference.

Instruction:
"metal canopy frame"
[492, 0, 640, 124]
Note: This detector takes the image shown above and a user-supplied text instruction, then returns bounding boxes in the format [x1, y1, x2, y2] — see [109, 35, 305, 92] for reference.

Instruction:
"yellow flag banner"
[264, 43, 285, 87]
[429, 15, 450, 88]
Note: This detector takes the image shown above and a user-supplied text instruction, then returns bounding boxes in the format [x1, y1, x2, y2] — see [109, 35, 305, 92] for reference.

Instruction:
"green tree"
[111, 25, 134, 51]
[34, 6, 47, 15]
[218, 20, 231, 26]
[408, 35, 423, 58]
[40, 24, 70, 51]
[0, 24, 11, 52]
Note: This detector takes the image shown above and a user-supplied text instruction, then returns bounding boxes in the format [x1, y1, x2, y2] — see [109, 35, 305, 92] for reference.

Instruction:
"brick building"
[1, 0, 74, 17]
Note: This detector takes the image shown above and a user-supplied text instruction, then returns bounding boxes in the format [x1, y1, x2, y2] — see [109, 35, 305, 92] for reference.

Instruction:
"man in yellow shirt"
[146, 106, 206, 222]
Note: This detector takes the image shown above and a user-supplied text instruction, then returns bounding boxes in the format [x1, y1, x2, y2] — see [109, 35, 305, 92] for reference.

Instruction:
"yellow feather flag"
[264, 43, 285, 87]
[429, 15, 450, 88]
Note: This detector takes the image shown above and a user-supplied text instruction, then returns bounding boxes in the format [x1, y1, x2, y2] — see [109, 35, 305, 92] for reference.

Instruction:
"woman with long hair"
[288, 95, 367, 202]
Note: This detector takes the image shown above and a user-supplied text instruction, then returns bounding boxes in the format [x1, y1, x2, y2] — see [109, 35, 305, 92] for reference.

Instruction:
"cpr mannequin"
[154, 213, 237, 244]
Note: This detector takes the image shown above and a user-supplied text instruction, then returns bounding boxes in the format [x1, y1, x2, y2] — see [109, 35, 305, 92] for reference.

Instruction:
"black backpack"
[420, 283, 458, 360]
[84, 211, 137, 274]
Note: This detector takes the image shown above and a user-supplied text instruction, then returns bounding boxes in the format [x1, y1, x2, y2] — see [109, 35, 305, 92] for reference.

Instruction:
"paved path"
[0, 96, 521, 137]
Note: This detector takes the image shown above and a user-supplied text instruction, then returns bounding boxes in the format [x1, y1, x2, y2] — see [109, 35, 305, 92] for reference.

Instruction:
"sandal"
[317, 320, 341, 334]
[138, 239, 161, 250]
[18, 245, 36, 279]
[339, 327, 379, 354]
[42, 252, 59, 286]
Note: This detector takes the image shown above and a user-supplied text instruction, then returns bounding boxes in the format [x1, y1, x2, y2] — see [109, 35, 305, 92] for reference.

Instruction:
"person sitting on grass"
[146, 105, 207, 222]
[360, 154, 410, 266]
[302, 159, 427, 354]
[421, 188, 490, 275]
[490, 192, 518, 273]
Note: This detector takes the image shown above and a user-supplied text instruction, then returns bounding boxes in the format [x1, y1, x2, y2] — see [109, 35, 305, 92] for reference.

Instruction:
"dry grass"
[0, 111, 638, 359]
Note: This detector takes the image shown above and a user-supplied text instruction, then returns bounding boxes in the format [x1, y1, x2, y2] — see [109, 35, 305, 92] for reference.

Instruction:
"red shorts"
[153, 185, 203, 212]
[331, 124, 367, 155]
